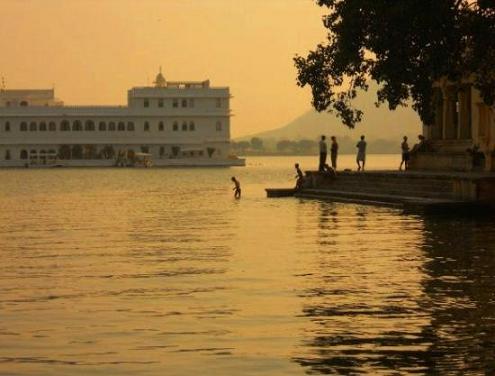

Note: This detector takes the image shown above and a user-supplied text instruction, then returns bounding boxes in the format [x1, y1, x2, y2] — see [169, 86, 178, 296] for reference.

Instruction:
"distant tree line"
[231, 137, 265, 154]
[231, 137, 404, 155]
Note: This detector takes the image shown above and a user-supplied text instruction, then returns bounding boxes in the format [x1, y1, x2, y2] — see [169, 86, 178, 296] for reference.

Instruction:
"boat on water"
[0, 68, 245, 168]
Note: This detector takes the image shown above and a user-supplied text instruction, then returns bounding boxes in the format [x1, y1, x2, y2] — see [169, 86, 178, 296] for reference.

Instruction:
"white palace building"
[0, 70, 244, 167]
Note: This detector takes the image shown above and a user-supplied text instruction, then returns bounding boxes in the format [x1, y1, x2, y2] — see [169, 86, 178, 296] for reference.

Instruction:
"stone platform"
[266, 170, 495, 212]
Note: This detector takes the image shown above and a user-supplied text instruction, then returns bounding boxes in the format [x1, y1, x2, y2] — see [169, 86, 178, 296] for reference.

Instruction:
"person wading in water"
[231, 176, 241, 199]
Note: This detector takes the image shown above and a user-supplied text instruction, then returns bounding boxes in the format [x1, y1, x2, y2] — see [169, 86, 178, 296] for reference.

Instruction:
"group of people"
[233, 134, 427, 197]
[318, 135, 367, 172]
[318, 134, 424, 173]
[399, 134, 430, 171]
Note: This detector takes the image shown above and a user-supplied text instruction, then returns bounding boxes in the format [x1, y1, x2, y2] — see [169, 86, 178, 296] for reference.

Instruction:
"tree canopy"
[294, 0, 495, 128]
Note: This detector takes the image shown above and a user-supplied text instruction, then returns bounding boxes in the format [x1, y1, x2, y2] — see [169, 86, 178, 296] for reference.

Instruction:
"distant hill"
[237, 88, 423, 147]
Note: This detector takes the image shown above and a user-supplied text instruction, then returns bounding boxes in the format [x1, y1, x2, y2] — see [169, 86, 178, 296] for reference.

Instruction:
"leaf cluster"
[294, 0, 495, 128]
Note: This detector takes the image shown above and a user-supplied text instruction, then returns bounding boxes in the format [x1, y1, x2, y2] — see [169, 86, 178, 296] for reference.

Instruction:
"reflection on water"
[293, 202, 430, 374]
[293, 205, 495, 375]
[0, 156, 494, 375]
[419, 217, 495, 375]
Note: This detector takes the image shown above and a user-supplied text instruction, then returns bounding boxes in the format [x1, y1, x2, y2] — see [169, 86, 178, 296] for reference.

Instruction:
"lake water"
[1, 155, 495, 375]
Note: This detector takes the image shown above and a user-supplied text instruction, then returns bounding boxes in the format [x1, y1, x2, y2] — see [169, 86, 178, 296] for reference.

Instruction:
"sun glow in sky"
[0, 0, 326, 137]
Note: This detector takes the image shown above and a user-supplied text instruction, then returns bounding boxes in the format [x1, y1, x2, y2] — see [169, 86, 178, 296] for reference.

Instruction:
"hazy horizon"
[0, 0, 330, 138]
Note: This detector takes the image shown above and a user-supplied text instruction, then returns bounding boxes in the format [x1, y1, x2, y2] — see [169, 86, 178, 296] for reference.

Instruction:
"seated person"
[411, 135, 434, 154]
[323, 163, 337, 178]
[294, 163, 305, 190]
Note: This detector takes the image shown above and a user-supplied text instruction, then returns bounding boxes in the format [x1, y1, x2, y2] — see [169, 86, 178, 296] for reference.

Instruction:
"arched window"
[30, 122, 37, 131]
[71, 145, 83, 159]
[182, 122, 187, 131]
[83, 145, 96, 159]
[5, 150, 11, 160]
[181, 99, 188, 108]
[58, 145, 71, 160]
[85, 120, 95, 131]
[5, 122, 10, 132]
[173, 99, 179, 108]
[173, 121, 178, 131]
[216, 121, 222, 131]
[144, 121, 150, 131]
[109, 122, 116, 131]
[20, 101, 28, 107]
[20, 122, 28, 131]
[159, 121, 164, 131]
[29, 150, 37, 161]
[118, 122, 125, 131]
[158, 99, 164, 108]
[101, 145, 115, 159]
[189, 121, 195, 131]
[39, 150, 47, 164]
[60, 120, 70, 131]
[20, 150, 28, 160]
[39, 122, 47, 131]
[99, 122, 106, 131]
[48, 122, 56, 131]
[127, 122, 135, 131]
[72, 120, 82, 131]
[144, 99, 149, 108]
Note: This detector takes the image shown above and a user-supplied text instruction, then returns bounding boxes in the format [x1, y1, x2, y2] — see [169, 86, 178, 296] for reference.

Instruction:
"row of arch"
[4, 120, 221, 132]
[3, 144, 223, 162]
[19, 149, 57, 159]
[18, 120, 135, 132]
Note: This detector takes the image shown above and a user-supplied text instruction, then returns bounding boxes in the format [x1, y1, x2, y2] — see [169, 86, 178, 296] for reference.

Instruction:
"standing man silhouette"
[399, 136, 410, 171]
[330, 136, 339, 170]
[319, 135, 327, 172]
[356, 135, 367, 171]
[294, 163, 304, 190]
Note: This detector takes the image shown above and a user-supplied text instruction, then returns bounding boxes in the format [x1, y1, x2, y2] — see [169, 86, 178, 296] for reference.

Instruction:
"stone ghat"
[266, 170, 495, 212]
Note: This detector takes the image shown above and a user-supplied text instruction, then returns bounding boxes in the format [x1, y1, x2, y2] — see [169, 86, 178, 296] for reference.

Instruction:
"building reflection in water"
[293, 203, 495, 375]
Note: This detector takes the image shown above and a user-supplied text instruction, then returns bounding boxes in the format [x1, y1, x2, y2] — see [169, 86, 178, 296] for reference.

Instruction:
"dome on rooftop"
[153, 67, 166, 88]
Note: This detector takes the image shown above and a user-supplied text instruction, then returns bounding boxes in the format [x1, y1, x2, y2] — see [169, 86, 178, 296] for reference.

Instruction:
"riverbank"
[267, 169, 495, 213]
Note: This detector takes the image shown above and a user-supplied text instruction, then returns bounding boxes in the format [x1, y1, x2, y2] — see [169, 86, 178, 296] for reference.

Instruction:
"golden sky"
[0, 0, 326, 137]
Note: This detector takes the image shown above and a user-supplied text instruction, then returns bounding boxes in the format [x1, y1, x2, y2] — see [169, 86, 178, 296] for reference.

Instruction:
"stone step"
[329, 181, 452, 189]
[328, 180, 453, 191]
[327, 186, 453, 197]
[296, 189, 464, 208]
[323, 186, 453, 199]
[334, 181, 453, 188]
[336, 190, 451, 200]
[331, 175, 453, 186]
[312, 175, 456, 199]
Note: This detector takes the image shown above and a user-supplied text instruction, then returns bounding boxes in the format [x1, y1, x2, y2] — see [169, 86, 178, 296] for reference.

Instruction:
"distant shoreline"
[237, 151, 401, 157]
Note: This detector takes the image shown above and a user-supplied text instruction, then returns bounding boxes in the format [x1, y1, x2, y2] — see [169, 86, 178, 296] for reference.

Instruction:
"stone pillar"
[443, 86, 458, 139]
[431, 89, 443, 140]
[487, 107, 494, 171]
[458, 85, 472, 139]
